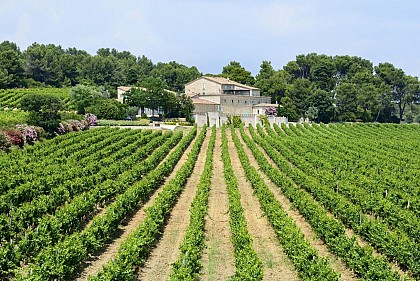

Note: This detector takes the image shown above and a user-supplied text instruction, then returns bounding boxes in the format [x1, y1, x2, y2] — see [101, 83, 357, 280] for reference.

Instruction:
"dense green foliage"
[0, 41, 201, 93]
[20, 93, 63, 135]
[1, 40, 419, 122]
[262, 55, 420, 122]
[0, 110, 28, 128]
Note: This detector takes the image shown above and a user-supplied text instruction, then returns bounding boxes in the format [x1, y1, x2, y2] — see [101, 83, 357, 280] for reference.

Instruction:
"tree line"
[0, 41, 201, 94]
[221, 57, 420, 123]
[1, 41, 419, 122]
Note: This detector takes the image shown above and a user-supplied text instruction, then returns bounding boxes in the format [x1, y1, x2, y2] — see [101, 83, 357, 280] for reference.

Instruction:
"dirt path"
[200, 129, 235, 281]
[242, 129, 359, 281]
[227, 129, 299, 281]
[75, 130, 200, 281]
[137, 129, 210, 281]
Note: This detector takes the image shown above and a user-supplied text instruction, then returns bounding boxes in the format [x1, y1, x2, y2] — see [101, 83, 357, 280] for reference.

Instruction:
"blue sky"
[1, 0, 420, 77]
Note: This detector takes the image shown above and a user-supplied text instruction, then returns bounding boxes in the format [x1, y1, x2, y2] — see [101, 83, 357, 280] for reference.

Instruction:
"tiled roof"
[186, 76, 259, 90]
[192, 97, 220, 105]
[117, 86, 133, 91]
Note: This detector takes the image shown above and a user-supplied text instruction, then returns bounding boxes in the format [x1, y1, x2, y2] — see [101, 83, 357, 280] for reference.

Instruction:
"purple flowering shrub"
[16, 124, 38, 144]
[84, 113, 97, 126]
[265, 107, 277, 116]
[57, 123, 66, 135]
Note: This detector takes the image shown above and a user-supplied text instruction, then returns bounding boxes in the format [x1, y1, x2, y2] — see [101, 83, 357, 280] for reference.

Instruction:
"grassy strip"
[169, 126, 216, 280]
[18, 127, 198, 280]
[235, 127, 339, 281]
[221, 126, 263, 281]
[89, 125, 208, 280]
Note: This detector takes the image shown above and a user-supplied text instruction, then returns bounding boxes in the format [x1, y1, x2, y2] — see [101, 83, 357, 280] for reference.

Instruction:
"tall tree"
[335, 82, 358, 121]
[255, 61, 288, 103]
[311, 55, 336, 91]
[374, 63, 418, 121]
[0, 41, 25, 88]
[221, 61, 255, 85]
[24, 43, 65, 87]
[306, 89, 335, 123]
[279, 78, 314, 121]
[138, 77, 168, 118]
[123, 87, 148, 115]
[151, 61, 200, 93]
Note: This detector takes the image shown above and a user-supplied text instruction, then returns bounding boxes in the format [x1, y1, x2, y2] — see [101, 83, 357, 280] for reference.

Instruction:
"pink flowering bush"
[66, 119, 87, 131]
[16, 124, 38, 144]
[57, 123, 67, 135]
[84, 113, 97, 126]
[265, 107, 277, 116]
[4, 129, 24, 147]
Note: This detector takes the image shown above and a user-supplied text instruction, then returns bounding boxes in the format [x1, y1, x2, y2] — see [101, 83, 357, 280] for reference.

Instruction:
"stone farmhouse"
[185, 76, 286, 127]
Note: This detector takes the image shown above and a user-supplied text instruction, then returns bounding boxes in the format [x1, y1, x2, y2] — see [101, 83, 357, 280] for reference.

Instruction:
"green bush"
[85, 99, 127, 120]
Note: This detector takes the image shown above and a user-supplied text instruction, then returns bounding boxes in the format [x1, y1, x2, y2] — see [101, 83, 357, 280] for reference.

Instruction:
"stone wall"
[193, 112, 288, 128]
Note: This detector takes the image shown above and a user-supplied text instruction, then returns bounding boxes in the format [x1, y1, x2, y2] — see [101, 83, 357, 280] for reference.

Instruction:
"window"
[232, 100, 234, 103]
[224, 99, 226, 103]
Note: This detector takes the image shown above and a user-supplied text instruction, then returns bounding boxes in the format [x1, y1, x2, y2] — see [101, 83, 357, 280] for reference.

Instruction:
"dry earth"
[137, 130, 210, 280]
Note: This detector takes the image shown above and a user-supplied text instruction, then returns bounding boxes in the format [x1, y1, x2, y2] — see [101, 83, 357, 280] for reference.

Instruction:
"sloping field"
[0, 88, 70, 109]
[0, 123, 419, 280]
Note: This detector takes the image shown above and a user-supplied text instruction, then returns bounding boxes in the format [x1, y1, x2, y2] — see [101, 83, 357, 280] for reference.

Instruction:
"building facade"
[185, 76, 286, 127]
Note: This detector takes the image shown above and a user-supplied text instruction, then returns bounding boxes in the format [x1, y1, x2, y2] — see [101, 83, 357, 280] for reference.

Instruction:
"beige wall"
[185, 78, 222, 96]
[198, 95, 221, 104]
[193, 104, 219, 113]
[219, 95, 270, 115]
[117, 88, 125, 103]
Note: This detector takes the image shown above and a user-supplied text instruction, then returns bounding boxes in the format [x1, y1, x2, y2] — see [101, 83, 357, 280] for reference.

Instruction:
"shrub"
[66, 119, 87, 132]
[83, 113, 97, 126]
[0, 131, 11, 151]
[405, 113, 414, 124]
[85, 99, 127, 120]
[138, 119, 150, 126]
[227, 115, 243, 128]
[4, 129, 24, 147]
[16, 124, 38, 144]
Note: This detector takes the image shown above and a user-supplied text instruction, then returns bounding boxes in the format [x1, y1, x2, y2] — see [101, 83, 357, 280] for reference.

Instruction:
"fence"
[193, 112, 288, 128]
